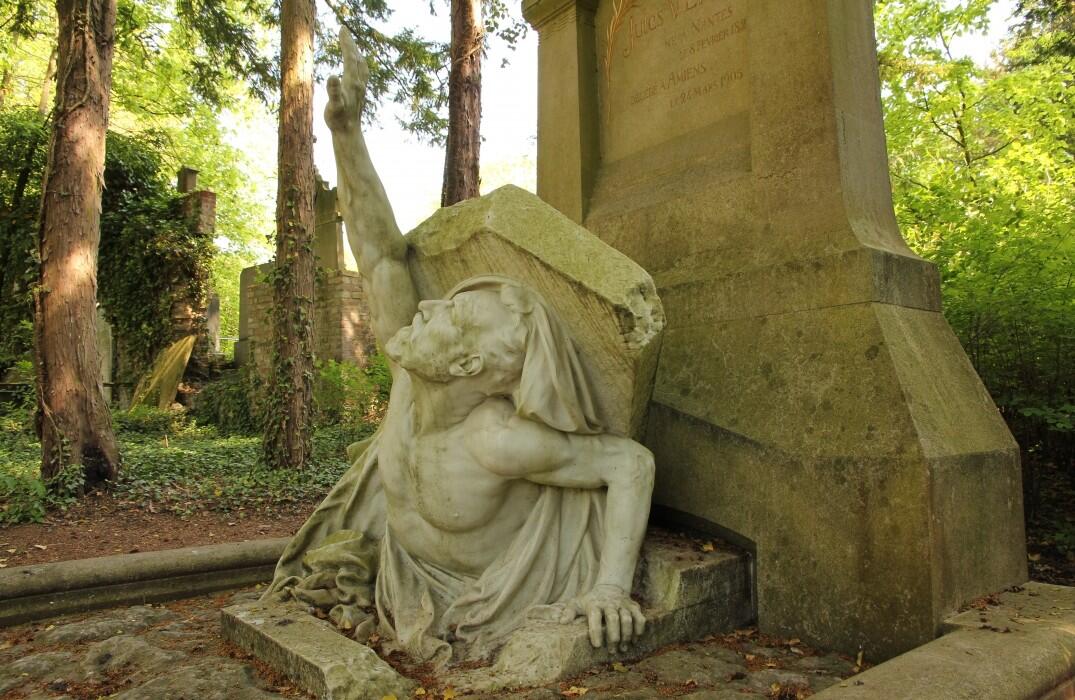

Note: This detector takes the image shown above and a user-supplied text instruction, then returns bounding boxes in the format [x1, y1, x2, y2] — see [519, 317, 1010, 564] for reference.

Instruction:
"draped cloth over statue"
[263, 276, 610, 665]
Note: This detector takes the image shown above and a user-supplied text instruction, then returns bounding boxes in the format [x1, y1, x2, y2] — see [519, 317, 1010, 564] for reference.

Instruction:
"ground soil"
[1025, 459, 1075, 587]
[0, 493, 316, 569]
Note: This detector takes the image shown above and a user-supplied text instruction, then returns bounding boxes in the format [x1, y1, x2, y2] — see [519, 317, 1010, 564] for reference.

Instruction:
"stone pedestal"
[525, 0, 1026, 660]
[222, 530, 753, 697]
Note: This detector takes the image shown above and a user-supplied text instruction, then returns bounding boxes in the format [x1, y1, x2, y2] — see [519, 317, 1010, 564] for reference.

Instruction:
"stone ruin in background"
[234, 177, 377, 373]
[97, 167, 219, 407]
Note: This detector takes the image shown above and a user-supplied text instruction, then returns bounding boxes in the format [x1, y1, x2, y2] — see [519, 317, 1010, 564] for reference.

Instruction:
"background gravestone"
[524, 0, 1027, 659]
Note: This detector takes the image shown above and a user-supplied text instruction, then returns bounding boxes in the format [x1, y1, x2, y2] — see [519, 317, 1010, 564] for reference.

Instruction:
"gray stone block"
[220, 602, 414, 700]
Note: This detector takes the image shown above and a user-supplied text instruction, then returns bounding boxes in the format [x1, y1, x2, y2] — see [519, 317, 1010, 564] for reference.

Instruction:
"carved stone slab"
[405, 185, 665, 437]
[221, 601, 414, 700]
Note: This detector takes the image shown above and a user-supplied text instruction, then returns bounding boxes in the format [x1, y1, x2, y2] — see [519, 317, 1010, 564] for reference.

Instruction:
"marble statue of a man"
[264, 31, 655, 666]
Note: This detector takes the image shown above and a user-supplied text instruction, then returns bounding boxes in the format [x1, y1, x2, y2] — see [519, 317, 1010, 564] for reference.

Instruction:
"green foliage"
[0, 107, 48, 371]
[0, 109, 216, 378]
[194, 356, 391, 436]
[0, 405, 83, 523]
[113, 424, 362, 517]
[313, 356, 391, 426]
[97, 132, 215, 378]
[0, 404, 366, 523]
[1011, 0, 1074, 64]
[192, 366, 263, 435]
[877, 1, 1075, 469]
[113, 405, 192, 436]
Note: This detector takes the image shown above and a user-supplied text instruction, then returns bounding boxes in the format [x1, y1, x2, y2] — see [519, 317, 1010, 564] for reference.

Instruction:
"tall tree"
[263, 0, 316, 470]
[34, 0, 120, 483]
[441, 0, 482, 206]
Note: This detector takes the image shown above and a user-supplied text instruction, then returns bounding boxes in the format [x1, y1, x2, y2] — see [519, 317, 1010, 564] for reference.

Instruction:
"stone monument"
[235, 180, 376, 370]
[258, 31, 666, 668]
[523, 0, 1027, 660]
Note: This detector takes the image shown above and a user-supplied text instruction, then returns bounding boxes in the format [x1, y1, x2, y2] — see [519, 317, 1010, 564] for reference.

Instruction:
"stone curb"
[814, 582, 1075, 700]
[0, 538, 288, 627]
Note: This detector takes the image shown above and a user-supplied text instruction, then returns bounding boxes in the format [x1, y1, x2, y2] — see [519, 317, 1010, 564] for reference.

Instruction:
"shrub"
[191, 365, 262, 435]
[113, 405, 192, 436]
[312, 356, 392, 427]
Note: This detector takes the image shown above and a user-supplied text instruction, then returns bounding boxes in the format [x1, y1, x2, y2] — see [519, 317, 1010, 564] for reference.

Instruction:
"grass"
[0, 406, 372, 525]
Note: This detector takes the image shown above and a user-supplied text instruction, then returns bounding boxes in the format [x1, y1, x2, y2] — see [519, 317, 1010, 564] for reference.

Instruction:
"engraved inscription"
[598, 0, 750, 163]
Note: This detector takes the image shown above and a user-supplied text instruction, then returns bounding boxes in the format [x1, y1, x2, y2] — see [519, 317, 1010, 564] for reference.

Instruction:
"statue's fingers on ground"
[606, 606, 623, 647]
[588, 607, 605, 648]
[619, 608, 634, 645]
[629, 601, 646, 638]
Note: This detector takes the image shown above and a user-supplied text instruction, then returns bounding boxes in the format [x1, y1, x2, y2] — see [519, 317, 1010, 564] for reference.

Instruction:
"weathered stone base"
[221, 602, 414, 700]
[221, 531, 753, 698]
[451, 534, 753, 692]
[814, 582, 1075, 699]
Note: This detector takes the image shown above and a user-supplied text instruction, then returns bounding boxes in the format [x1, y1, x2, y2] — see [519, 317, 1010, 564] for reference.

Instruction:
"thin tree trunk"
[38, 45, 58, 116]
[263, 0, 316, 470]
[0, 64, 13, 111]
[441, 0, 482, 206]
[34, 0, 120, 484]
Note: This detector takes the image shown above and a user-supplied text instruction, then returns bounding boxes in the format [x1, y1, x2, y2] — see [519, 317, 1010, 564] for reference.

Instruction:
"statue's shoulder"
[465, 396, 515, 431]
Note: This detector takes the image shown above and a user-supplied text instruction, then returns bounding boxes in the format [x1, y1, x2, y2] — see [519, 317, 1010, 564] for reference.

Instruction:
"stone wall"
[242, 268, 376, 371]
[236, 179, 376, 371]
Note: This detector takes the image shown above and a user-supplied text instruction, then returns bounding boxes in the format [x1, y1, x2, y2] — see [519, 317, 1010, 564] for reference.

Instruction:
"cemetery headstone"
[524, 0, 1027, 660]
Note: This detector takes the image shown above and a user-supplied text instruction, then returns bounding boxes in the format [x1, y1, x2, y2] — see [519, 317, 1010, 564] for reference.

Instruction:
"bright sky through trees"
[228, 0, 1018, 252]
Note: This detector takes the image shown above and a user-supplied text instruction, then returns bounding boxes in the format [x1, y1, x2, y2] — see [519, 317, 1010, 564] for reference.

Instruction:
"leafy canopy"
[877, 0, 1074, 463]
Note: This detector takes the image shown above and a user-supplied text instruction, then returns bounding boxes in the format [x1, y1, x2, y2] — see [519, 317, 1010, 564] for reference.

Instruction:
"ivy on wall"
[0, 107, 214, 379]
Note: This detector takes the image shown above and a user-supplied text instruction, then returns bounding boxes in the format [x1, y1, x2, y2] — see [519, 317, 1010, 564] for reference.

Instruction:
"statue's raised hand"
[326, 29, 369, 133]
[558, 583, 646, 650]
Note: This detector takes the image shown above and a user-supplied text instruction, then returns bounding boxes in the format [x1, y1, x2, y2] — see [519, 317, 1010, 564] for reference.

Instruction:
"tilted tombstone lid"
[405, 185, 664, 437]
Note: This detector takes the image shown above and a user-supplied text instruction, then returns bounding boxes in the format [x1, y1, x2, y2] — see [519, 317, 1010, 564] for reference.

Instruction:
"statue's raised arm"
[327, 30, 419, 350]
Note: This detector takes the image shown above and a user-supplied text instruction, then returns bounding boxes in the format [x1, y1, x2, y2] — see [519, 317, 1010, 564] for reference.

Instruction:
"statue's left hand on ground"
[557, 583, 646, 650]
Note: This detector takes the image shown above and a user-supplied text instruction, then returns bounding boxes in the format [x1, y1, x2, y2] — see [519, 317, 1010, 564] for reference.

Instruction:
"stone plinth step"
[450, 531, 753, 692]
[220, 529, 754, 698]
[221, 601, 414, 700]
[814, 582, 1075, 700]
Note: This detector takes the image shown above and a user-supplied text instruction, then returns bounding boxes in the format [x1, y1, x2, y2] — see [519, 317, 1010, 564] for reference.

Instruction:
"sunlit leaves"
[878, 1, 1074, 459]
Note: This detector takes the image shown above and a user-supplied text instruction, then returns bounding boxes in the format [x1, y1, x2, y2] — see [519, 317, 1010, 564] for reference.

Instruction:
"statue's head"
[384, 276, 604, 434]
[384, 285, 528, 391]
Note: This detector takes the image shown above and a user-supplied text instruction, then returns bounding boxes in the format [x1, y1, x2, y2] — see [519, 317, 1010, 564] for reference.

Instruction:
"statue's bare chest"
[378, 407, 515, 533]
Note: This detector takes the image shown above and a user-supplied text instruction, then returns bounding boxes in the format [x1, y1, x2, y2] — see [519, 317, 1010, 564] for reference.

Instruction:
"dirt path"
[0, 493, 314, 568]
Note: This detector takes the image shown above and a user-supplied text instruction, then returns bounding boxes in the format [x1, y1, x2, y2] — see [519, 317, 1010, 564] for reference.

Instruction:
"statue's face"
[385, 290, 522, 383]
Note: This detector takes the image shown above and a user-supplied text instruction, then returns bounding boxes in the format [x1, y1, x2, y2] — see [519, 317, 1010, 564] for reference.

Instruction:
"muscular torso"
[377, 374, 542, 577]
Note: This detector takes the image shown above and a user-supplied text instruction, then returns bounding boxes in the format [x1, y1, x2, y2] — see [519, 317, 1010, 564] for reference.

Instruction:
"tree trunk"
[38, 45, 58, 116]
[34, 0, 120, 484]
[0, 64, 13, 111]
[263, 0, 316, 470]
[441, 0, 483, 206]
